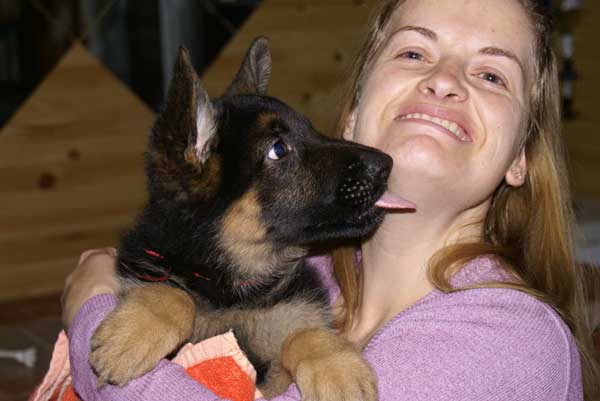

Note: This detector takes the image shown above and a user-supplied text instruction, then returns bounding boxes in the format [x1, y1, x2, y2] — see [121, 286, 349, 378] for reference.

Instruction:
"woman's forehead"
[385, 0, 536, 66]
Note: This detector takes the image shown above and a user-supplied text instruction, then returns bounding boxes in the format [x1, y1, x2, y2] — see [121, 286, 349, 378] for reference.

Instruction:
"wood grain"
[0, 42, 154, 301]
[1, 0, 599, 301]
[564, 2, 600, 198]
[201, 0, 378, 134]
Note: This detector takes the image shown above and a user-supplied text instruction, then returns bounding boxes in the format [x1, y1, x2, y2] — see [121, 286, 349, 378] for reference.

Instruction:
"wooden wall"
[0, 43, 153, 300]
[0, 0, 599, 301]
[202, 0, 376, 132]
[564, 3, 600, 199]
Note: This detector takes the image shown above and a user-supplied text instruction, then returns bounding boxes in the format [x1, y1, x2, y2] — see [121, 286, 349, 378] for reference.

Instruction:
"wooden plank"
[0, 42, 154, 301]
[202, 0, 378, 133]
[1, 0, 599, 301]
[565, 2, 600, 198]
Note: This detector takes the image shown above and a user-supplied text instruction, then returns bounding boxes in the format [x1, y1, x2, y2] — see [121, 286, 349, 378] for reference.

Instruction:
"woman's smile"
[393, 104, 472, 142]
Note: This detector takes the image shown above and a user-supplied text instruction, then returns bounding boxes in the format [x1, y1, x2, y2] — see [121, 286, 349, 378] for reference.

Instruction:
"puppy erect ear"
[158, 47, 217, 166]
[224, 36, 272, 97]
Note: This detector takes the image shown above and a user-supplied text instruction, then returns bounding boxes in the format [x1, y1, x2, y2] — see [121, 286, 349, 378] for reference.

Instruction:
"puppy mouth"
[374, 191, 416, 210]
[352, 190, 415, 228]
[352, 207, 386, 232]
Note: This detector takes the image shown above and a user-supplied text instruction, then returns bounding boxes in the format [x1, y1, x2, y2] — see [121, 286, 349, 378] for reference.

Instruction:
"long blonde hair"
[331, 1, 600, 399]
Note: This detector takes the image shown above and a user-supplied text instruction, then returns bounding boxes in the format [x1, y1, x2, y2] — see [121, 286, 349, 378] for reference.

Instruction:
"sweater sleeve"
[68, 294, 303, 401]
[363, 288, 583, 401]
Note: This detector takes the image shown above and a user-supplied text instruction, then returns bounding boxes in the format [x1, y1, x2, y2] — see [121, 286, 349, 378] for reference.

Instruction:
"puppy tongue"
[375, 191, 416, 210]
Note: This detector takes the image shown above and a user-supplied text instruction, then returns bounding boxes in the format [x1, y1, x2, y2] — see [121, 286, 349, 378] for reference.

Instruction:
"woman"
[62, 0, 599, 399]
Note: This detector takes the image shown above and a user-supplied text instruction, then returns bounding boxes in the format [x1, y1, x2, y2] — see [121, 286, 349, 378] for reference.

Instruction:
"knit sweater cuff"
[67, 294, 222, 401]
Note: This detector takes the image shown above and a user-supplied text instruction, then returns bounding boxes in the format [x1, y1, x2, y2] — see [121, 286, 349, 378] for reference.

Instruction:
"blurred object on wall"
[553, 0, 583, 119]
[0, 0, 260, 127]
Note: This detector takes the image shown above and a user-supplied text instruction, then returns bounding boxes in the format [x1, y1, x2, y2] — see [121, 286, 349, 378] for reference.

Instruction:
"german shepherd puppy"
[89, 37, 397, 400]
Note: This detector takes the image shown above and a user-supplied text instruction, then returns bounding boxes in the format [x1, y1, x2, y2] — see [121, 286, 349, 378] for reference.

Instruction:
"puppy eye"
[268, 140, 288, 160]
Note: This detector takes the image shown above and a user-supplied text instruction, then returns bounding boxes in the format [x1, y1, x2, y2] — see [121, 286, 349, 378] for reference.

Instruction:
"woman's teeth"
[399, 113, 470, 142]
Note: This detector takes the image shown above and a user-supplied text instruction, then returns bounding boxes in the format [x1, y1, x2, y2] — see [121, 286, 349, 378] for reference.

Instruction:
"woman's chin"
[389, 153, 449, 182]
[384, 135, 454, 172]
[385, 159, 459, 207]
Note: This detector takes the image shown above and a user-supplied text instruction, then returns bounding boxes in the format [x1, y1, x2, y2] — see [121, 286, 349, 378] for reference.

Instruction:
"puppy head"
[148, 38, 394, 277]
[208, 46, 395, 276]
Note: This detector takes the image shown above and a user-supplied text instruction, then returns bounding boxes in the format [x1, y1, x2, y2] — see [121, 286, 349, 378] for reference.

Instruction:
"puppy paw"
[89, 285, 195, 386]
[281, 328, 377, 401]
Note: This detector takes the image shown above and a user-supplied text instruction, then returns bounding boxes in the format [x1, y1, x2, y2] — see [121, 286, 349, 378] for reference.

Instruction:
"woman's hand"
[62, 247, 121, 328]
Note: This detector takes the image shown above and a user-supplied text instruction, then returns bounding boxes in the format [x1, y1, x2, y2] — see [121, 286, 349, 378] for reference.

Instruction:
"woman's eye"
[268, 140, 288, 160]
[397, 51, 425, 61]
[480, 72, 506, 87]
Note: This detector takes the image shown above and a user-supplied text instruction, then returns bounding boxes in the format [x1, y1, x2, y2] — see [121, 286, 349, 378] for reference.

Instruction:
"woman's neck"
[347, 205, 485, 348]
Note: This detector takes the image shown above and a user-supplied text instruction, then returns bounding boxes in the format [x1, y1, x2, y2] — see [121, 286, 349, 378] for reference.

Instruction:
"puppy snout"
[338, 174, 375, 207]
[361, 150, 392, 182]
[337, 151, 392, 208]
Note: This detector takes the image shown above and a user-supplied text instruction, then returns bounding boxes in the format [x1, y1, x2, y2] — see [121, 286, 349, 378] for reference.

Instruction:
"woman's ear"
[342, 109, 357, 141]
[505, 146, 528, 187]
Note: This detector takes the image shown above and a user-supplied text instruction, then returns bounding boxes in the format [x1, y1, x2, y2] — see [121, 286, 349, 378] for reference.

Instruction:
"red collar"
[138, 249, 259, 287]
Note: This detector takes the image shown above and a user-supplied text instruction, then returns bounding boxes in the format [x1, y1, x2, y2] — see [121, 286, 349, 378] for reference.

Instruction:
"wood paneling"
[565, 3, 600, 198]
[201, 0, 377, 133]
[1, 0, 598, 301]
[0, 42, 154, 301]
[0, 0, 379, 301]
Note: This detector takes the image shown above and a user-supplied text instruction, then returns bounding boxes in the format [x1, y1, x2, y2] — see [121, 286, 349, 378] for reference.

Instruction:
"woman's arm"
[63, 249, 302, 401]
[68, 294, 244, 401]
[61, 248, 120, 328]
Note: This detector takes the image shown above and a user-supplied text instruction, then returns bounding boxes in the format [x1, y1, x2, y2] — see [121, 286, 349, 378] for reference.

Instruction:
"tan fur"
[219, 189, 277, 277]
[219, 189, 305, 279]
[281, 328, 378, 401]
[184, 146, 198, 165]
[149, 151, 186, 194]
[259, 362, 293, 398]
[90, 285, 195, 386]
[92, 38, 380, 399]
[187, 299, 332, 398]
[192, 299, 330, 355]
[188, 154, 222, 197]
[149, 150, 222, 202]
[257, 111, 277, 130]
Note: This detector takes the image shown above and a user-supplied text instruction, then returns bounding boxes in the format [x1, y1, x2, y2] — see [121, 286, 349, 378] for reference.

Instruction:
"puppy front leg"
[90, 284, 195, 386]
[281, 328, 377, 401]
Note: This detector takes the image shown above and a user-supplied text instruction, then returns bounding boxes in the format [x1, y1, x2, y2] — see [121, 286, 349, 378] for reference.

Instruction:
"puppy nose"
[337, 148, 392, 208]
[360, 149, 392, 182]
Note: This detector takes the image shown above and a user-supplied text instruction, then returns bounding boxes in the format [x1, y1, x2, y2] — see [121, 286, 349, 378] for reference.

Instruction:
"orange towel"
[29, 331, 263, 401]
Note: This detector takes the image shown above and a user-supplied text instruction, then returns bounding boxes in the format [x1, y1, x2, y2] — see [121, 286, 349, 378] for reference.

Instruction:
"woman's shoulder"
[372, 280, 579, 354]
[374, 256, 580, 361]
[367, 260, 583, 400]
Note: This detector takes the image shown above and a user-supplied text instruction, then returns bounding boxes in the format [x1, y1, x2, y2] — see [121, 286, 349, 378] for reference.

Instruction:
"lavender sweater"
[68, 256, 583, 400]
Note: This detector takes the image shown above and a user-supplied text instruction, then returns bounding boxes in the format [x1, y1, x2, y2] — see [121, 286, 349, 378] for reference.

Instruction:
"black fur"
[112, 37, 392, 389]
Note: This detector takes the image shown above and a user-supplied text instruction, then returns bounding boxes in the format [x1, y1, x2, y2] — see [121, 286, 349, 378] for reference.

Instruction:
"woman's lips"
[394, 105, 473, 143]
[396, 113, 471, 142]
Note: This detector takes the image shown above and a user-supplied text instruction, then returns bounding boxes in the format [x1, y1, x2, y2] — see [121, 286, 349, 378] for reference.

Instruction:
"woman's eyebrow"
[388, 25, 438, 41]
[479, 47, 525, 74]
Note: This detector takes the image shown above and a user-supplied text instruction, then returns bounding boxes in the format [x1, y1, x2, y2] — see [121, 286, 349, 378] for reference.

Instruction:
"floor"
[0, 294, 62, 401]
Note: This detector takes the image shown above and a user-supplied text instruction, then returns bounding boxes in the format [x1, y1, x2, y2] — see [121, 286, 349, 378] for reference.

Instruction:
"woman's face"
[347, 0, 534, 212]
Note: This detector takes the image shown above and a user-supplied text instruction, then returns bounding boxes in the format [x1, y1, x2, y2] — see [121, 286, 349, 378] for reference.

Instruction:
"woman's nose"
[418, 61, 468, 102]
